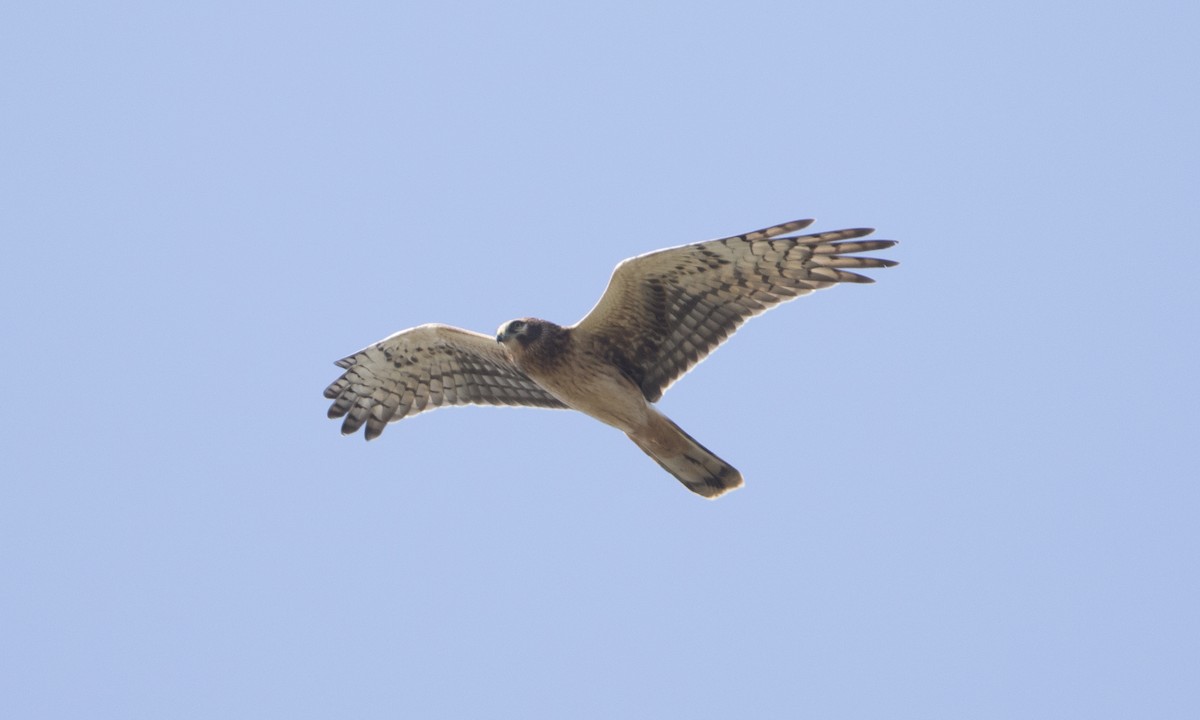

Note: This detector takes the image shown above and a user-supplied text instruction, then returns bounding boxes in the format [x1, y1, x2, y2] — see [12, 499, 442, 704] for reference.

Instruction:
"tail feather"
[628, 412, 743, 499]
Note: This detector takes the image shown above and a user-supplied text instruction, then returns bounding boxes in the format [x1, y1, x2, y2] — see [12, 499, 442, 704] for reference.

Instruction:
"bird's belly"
[534, 371, 650, 434]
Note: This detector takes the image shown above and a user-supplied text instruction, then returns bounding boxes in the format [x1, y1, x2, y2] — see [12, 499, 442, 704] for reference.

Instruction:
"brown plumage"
[324, 218, 898, 498]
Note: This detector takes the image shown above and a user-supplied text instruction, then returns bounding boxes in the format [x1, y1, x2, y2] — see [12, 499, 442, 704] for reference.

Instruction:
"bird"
[323, 218, 897, 498]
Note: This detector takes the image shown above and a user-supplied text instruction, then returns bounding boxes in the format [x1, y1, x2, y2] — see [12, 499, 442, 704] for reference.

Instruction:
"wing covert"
[323, 324, 567, 440]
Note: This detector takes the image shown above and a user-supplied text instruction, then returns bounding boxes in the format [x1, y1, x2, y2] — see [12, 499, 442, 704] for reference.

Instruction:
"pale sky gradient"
[2, 1, 1198, 718]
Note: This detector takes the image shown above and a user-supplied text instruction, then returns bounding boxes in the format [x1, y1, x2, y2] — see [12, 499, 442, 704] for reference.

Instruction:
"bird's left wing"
[572, 219, 898, 402]
[324, 323, 567, 440]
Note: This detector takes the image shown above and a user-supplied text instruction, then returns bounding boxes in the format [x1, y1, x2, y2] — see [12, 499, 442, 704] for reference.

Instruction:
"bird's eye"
[509, 321, 525, 333]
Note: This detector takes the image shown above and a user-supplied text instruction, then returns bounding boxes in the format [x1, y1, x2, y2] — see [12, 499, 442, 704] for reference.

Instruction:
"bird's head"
[496, 318, 544, 347]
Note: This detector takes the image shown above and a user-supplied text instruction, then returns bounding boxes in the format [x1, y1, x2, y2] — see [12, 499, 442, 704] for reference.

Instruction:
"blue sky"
[2, 1, 1198, 717]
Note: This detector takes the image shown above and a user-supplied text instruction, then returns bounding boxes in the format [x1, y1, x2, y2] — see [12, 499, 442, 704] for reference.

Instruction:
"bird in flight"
[324, 219, 897, 498]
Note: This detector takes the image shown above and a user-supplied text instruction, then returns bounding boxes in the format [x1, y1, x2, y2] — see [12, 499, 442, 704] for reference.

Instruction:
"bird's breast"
[523, 352, 651, 434]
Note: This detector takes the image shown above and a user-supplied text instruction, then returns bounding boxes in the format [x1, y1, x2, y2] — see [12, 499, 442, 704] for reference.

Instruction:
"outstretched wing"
[572, 219, 898, 402]
[324, 324, 567, 440]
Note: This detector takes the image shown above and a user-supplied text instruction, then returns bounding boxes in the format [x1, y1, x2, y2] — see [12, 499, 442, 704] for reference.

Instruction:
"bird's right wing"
[572, 220, 898, 402]
[324, 324, 567, 440]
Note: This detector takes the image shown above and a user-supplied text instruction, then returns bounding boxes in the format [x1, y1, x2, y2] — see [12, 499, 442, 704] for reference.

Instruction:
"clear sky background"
[2, 1, 1197, 718]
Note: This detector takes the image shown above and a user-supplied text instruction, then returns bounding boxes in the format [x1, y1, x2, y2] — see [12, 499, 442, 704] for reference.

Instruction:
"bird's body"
[499, 320, 648, 433]
[324, 219, 897, 498]
[496, 318, 740, 496]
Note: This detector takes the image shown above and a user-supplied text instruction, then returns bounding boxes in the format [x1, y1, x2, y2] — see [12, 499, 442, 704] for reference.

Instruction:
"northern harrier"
[324, 219, 897, 498]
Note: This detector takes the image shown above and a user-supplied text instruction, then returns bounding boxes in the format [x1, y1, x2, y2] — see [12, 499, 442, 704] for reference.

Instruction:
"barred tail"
[628, 411, 744, 499]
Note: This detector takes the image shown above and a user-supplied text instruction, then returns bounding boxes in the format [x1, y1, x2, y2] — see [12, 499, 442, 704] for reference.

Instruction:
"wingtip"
[781, 218, 816, 233]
